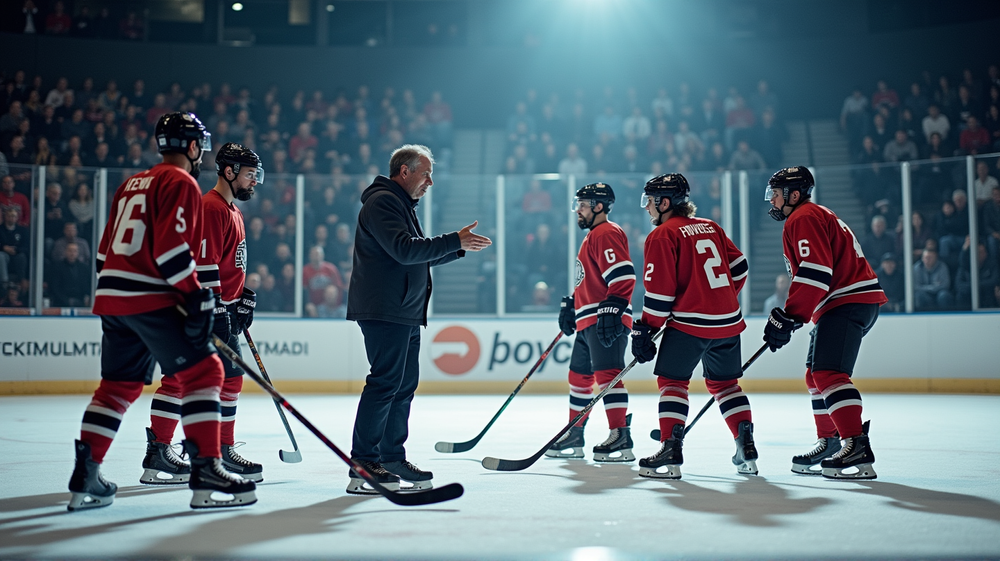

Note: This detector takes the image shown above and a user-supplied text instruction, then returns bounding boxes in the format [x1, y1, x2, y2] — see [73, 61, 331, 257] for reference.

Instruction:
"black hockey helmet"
[155, 112, 211, 154]
[216, 142, 264, 184]
[574, 182, 615, 214]
[641, 173, 690, 209]
[765, 166, 814, 221]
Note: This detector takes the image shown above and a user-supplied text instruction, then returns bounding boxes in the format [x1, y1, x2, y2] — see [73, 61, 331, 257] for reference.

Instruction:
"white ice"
[1, 393, 999, 560]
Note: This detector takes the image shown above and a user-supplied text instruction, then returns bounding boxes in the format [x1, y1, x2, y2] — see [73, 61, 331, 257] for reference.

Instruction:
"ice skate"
[68, 440, 117, 511]
[822, 421, 876, 480]
[184, 440, 257, 509]
[791, 436, 841, 475]
[221, 442, 263, 482]
[732, 420, 759, 475]
[346, 460, 401, 495]
[545, 425, 585, 459]
[384, 460, 433, 491]
[638, 424, 683, 479]
[593, 413, 635, 462]
[140, 428, 190, 485]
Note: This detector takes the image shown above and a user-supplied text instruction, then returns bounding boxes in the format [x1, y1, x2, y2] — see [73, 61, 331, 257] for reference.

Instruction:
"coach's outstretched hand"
[763, 307, 802, 352]
[458, 221, 492, 252]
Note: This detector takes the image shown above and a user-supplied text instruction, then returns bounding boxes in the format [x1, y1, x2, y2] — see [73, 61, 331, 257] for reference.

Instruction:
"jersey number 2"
[696, 239, 729, 289]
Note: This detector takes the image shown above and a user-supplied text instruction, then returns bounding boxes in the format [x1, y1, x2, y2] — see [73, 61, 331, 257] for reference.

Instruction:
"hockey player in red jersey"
[629, 174, 755, 479]
[763, 166, 887, 480]
[549, 183, 636, 462]
[68, 112, 256, 511]
[144, 142, 263, 484]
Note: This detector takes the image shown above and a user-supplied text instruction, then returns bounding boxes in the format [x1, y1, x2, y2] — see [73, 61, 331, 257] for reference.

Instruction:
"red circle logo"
[431, 326, 481, 376]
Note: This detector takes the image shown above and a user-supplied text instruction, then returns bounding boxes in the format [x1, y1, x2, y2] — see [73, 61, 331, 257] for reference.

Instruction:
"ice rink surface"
[1, 392, 999, 560]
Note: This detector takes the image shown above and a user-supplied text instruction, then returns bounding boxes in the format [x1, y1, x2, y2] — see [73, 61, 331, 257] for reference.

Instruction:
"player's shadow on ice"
[847, 481, 1000, 523]
[555, 461, 648, 495]
[0, 485, 181, 523]
[647, 476, 833, 526]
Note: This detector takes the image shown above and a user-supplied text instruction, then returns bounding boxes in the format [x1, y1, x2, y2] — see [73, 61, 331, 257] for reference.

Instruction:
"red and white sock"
[220, 375, 243, 446]
[80, 379, 144, 463]
[813, 369, 863, 438]
[149, 375, 182, 444]
[596, 369, 628, 429]
[656, 377, 689, 441]
[706, 379, 751, 438]
[174, 354, 225, 458]
[805, 368, 839, 438]
[567, 371, 594, 427]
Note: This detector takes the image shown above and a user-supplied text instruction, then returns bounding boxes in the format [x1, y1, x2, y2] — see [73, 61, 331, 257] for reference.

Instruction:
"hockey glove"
[763, 307, 803, 352]
[596, 295, 629, 348]
[558, 296, 576, 336]
[183, 288, 216, 347]
[230, 287, 256, 334]
[212, 295, 231, 343]
[630, 319, 658, 364]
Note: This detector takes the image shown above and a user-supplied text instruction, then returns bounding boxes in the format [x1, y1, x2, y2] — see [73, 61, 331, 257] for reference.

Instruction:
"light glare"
[231, 2, 243, 11]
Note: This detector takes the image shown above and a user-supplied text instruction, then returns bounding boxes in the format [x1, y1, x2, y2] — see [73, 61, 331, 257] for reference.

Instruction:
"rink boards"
[0, 314, 998, 394]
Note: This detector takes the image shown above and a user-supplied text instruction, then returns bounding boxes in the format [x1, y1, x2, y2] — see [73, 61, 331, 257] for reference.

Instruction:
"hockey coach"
[345, 144, 491, 493]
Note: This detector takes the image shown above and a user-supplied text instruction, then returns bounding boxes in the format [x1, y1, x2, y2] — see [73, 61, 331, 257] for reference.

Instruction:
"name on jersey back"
[677, 222, 716, 238]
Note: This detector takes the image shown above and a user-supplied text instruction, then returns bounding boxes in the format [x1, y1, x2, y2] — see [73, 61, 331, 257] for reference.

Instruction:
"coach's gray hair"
[389, 144, 434, 178]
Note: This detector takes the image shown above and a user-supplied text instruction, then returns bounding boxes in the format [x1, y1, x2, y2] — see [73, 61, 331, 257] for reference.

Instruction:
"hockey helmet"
[765, 166, 814, 221]
[155, 112, 211, 154]
[216, 142, 264, 184]
[573, 182, 615, 214]
[641, 173, 690, 209]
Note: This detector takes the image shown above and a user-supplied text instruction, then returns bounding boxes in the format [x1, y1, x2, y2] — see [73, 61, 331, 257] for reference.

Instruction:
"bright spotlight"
[326, 4, 335, 12]
[231, 2, 243, 11]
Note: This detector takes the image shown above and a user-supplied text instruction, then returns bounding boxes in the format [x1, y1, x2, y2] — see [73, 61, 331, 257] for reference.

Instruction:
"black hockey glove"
[558, 296, 576, 336]
[763, 307, 803, 352]
[212, 295, 231, 342]
[596, 295, 629, 348]
[183, 288, 216, 347]
[229, 287, 256, 335]
[630, 319, 658, 364]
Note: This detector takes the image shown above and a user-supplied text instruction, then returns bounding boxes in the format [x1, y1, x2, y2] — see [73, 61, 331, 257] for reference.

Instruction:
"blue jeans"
[351, 320, 421, 463]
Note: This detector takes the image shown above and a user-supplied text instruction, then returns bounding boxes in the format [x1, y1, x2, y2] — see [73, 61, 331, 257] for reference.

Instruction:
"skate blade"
[139, 468, 189, 485]
[822, 463, 877, 480]
[67, 491, 114, 511]
[638, 465, 681, 479]
[791, 463, 823, 475]
[736, 460, 758, 475]
[399, 480, 433, 492]
[544, 447, 584, 459]
[593, 449, 636, 463]
[190, 489, 257, 509]
[346, 477, 400, 495]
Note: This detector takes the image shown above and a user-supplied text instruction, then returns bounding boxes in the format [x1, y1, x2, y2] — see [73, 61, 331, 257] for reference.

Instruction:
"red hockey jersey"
[573, 220, 635, 331]
[93, 163, 203, 315]
[782, 201, 887, 324]
[196, 189, 246, 304]
[641, 215, 747, 338]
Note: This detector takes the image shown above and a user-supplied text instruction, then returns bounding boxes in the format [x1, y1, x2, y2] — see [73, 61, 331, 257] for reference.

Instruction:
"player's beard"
[235, 186, 254, 201]
[576, 214, 591, 230]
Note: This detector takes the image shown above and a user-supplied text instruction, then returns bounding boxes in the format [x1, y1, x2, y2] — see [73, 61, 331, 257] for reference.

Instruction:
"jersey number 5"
[696, 239, 729, 289]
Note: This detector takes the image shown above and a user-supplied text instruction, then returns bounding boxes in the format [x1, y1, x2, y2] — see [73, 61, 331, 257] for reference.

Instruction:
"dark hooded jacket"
[346, 175, 463, 326]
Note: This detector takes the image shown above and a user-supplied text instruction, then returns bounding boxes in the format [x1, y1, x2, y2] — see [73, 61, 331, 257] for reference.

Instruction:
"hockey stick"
[649, 341, 769, 441]
[243, 329, 302, 463]
[209, 333, 463, 506]
[435, 332, 563, 454]
[481, 329, 663, 472]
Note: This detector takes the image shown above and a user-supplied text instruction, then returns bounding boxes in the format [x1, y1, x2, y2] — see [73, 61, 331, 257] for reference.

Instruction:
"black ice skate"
[346, 460, 401, 495]
[545, 424, 586, 459]
[821, 420, 876, 480]
[68, 440, 117, 511]
[140, 428, 190, 485]
[184, 440, 257, 509]
[638, 424, 684, 479]
[221, 442, 263, 482]
[732, 420, 759, 475]
[593, 413, 635, 462]
[384, 460, 434, 491]
[791, 435, 841, 475]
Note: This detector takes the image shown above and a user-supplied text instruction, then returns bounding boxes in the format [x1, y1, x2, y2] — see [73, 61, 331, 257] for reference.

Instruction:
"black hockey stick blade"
[244, 329, 302, 463]
[481, 330, 662, 472]
[206, 330, 464, 506]
[648, 341, 770, 442]
[435, 332, 563, 454]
